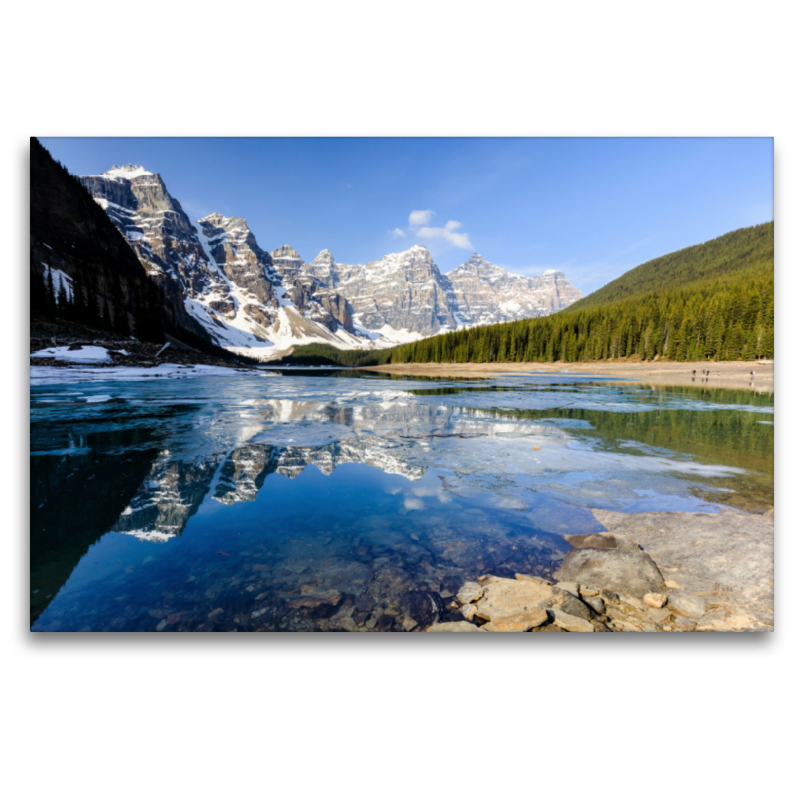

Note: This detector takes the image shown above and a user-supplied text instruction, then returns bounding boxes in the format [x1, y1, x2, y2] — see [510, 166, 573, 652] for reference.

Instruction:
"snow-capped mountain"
[306, 245, 459, 338]
[81, 165, 581, 358]
[80, 166, 364, 357]
[446, 254, 583, 326]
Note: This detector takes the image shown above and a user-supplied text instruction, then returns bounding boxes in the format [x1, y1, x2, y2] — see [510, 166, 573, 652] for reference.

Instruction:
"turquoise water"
[30, 369, 773, 631]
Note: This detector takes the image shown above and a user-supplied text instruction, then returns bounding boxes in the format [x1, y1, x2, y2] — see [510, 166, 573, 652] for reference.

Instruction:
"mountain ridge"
[75, 162, 582, 358]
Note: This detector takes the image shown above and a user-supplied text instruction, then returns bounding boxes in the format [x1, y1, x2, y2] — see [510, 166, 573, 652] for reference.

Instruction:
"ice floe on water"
[30, 362, 265, 385]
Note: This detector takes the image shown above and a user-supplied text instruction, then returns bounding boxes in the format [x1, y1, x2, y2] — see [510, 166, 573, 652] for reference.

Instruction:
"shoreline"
[361, 359, 774, 392]
[428, 506, 774, 633]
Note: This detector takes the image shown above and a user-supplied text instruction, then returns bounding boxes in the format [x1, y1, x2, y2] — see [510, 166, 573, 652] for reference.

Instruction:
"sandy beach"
[362, 359, 774, 392]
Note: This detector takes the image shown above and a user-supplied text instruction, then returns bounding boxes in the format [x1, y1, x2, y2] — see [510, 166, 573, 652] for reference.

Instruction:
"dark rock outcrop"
[555, 548, 665, 597]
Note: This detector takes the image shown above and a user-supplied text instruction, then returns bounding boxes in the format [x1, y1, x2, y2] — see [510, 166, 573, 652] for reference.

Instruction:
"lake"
[30, 368, 774, 631]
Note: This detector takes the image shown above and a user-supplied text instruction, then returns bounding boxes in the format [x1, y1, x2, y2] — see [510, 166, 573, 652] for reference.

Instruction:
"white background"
[3, 2, 796, 799]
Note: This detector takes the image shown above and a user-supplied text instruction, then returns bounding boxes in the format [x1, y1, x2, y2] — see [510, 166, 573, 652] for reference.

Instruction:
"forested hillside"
[568, 222, 773, 312]
[30, 137, 165, 341]
[282, 222, 774, 366]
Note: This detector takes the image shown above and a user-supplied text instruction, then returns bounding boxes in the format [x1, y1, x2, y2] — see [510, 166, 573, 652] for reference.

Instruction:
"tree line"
[387, 268, 773, 364]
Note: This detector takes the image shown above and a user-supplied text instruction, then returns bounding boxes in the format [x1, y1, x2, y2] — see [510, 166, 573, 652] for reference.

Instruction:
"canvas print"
[29, 137, 774, 633]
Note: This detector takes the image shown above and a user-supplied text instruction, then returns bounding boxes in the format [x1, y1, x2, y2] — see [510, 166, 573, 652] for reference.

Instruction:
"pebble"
[156, 619, 167, 631]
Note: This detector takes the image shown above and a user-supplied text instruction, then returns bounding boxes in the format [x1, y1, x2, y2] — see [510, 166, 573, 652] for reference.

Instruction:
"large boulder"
[556, 548, 664, 598]
[471, 575, 560, 622]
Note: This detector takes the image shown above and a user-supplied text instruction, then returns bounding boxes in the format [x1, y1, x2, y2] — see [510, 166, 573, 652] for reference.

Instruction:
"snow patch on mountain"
[101, 165, 154, 180]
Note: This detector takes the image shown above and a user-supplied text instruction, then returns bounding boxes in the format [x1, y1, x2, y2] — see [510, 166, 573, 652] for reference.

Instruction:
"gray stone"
[563, 532, 638, 550]
[583, 595, 605, 614]
[556, 547, 664, 597]
[667, 590, 707, 619]
[556, 594, 593, 621]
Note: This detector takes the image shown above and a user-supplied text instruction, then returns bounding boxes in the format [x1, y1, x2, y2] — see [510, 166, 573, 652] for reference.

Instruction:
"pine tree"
[45, 267, 56, 315]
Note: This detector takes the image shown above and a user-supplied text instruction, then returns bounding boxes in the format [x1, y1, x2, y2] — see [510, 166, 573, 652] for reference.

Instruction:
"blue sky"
[39, 137, 773, 295]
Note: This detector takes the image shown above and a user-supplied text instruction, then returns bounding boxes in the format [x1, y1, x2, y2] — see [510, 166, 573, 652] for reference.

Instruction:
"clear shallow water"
[30, 369, 773, 631]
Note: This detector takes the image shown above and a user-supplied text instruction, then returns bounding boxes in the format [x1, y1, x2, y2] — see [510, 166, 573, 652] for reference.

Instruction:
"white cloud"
[409, 209, 435, 227]
[417, 225, 473, 250]
[445, 220, 461, 231]
[387, 227, 406, 238]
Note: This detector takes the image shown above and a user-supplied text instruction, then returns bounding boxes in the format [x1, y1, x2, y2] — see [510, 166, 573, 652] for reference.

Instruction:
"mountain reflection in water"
[30, 372, 773, 631]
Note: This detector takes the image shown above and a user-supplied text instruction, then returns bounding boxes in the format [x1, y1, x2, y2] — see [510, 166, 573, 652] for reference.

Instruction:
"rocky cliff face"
[81, 167, 359, 355]
[306, 245, 459, 338]
[270, 245, 353, 332]
[446, 254, 583, 326]
[80, 166, 235, 337]
[80, 163, 582, 357]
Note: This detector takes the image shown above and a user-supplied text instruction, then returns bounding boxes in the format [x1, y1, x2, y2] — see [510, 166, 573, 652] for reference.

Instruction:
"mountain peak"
[452, 253, 504, 276]
[271, 244, 303, 262]
[311, 249, 335, 265]
[102, 165, 154, 180]
[199, 212, 249, 230]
